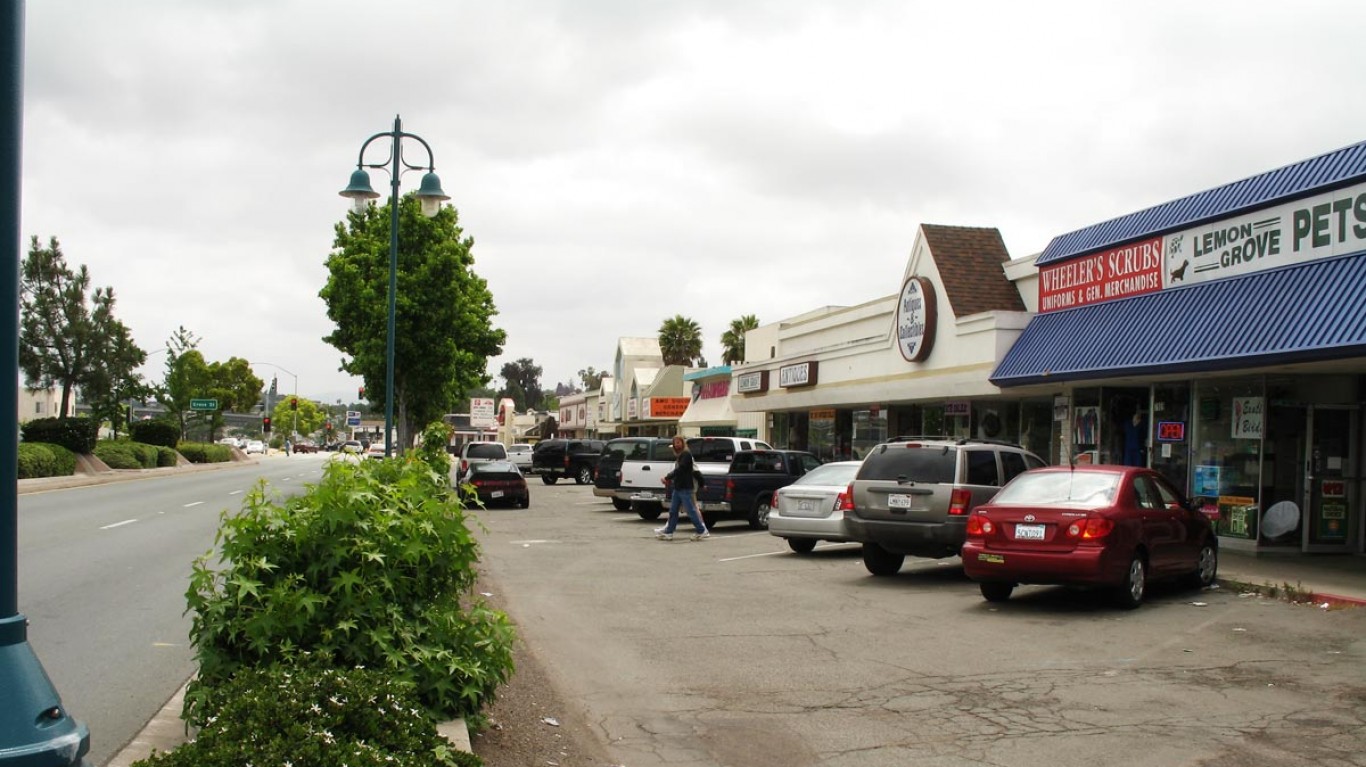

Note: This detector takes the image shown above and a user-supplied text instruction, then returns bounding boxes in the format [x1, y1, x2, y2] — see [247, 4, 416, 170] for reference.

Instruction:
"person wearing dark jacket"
[655, 435, 709, 541]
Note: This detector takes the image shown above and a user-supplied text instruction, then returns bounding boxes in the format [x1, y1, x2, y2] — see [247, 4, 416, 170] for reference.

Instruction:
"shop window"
[851, 408, 888, 459]
[1193, 379, 1265, 541]
[1150, 383, 1191, 493]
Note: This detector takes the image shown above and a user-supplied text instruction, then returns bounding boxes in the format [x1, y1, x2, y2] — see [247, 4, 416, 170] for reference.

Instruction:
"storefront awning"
[679, 395, 735, 427]
[991, 251, 1366, 387]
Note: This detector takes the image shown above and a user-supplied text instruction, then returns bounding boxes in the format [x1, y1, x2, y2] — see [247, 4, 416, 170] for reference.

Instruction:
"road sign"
[190, 398, 219, 412]
[346, 410, 361, 427]
[471, 397, 496, 428]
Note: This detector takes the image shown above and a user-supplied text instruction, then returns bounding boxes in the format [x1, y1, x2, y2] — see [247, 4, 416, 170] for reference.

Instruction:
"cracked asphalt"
[469, 482, 1366, 767]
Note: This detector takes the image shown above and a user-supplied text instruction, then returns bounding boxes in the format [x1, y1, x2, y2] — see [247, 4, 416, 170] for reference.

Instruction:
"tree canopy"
[721, 314, 760, 365]
[20, 235, 146, 418]
[321, 194, 505, 452]
[498, 357, 543, 412]
[155, 327, 264, 441]
[658, 314, 703, 367]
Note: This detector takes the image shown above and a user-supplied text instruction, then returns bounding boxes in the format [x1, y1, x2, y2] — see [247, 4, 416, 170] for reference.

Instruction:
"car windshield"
[793, 461, 861, 487]
[467, 443, 506, 459]
[992, 470, 1120, 506]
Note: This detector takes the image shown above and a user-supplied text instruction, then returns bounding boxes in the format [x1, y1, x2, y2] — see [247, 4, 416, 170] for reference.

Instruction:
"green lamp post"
[339, 115, 449, 457]
[1, 3, 92, 765]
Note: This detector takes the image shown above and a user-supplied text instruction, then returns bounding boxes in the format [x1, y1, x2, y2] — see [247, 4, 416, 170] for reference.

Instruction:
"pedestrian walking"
[655, 435, 709, 541]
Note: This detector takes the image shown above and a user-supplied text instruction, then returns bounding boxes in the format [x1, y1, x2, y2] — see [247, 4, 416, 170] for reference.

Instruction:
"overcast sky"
[19, 1, 1366, 405]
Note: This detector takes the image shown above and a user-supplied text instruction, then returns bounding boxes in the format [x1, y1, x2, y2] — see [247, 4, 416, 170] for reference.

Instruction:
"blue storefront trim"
[991, 251, 1366, 387]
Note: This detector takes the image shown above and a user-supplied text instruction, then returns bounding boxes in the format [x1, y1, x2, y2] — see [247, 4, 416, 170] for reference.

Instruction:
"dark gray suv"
[845, 437, 1046, 576]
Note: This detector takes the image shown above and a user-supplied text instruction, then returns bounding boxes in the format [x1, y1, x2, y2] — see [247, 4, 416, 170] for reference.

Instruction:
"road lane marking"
[183, 501, 204, 508]
[228, 490, 243, 495]
[101, 519, 139, 530]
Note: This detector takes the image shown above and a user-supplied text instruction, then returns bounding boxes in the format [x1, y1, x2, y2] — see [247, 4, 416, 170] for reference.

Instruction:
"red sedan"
[961, 465, 1218, 609]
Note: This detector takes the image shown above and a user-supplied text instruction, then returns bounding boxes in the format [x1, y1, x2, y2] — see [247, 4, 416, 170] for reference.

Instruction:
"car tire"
[787, 538, 817, 554]
[520, 495, 530, 509]
[1182, 541, 1218, 590]
[541, 475, 558, 485]
[611, 498, 631, 511]
[634, 503, 662, 521]
[748, 500, 772, 530]
[979, 581, 1014, 603]
[575, 465, 593, 485]
[862, 543, 905, 577]
[1114, 553, 1147, 610]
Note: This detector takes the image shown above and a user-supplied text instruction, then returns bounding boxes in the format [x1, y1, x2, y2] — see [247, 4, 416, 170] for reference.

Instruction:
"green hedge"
[157, 446, 180, 467]
[17, 442, 78, 479]
[95, 440, 166, 470]
[131, 420, 181, 448]
[178, 442, 232, 464]
[20, 416, 99, 454]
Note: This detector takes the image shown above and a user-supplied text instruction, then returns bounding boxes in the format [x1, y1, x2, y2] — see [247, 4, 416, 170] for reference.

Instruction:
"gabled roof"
[921, 224, 1025, 317]
[1037, 140, 1366, 266]
[617, 337, 662, 357]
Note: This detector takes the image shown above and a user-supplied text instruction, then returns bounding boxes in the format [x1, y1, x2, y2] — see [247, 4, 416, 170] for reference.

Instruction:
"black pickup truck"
[696, 449, 823, 530]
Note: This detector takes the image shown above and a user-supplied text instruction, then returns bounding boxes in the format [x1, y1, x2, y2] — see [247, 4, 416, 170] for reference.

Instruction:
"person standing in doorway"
[655, 435, 709, 541]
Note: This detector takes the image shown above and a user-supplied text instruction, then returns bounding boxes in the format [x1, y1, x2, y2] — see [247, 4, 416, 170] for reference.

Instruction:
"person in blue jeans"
[655, 435, 709, 541]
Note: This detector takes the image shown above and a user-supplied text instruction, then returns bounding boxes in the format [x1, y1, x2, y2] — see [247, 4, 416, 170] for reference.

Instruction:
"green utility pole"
[0, 3, 92, 764]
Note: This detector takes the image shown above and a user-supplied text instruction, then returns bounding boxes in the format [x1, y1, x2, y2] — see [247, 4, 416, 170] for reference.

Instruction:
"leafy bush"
[416, 421, 453, 477]
[131, 420, 180, 448]
[94, 442, 142, 470]
[156, 446, 179, 467]
[133, 666, 481, 767]
[20, 416, 99, 454]
[186, 458, 514, 723]
[17, 442, 77, 478]
[178, 442, 231, 464]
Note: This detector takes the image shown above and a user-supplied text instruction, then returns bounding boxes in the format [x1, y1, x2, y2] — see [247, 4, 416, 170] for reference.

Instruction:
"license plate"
[797, 500, 816, 512]
[887, 494, 913, 509]
[491, 490, 504, 499]
[635, 492, 658, 501]
[1014, 523, 1045, 540]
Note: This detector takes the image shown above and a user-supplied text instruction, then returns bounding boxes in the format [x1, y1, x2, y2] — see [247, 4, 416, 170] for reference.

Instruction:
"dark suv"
[845, 437, 1045, 576]
[530, 438, 606, 485]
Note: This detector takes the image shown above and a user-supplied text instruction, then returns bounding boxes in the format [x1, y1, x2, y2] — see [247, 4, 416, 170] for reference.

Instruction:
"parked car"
[507, 443, 534, 470]
[340, 440, 363, 454]
[693, 449, 823, 530]
[365, 442, 387, 459]
[530, 439, 606, 485]
[768, 460, 865, 553]
[594, 437, 656, 510]
[845, 437, 1046, 576]
[244, 440, 265, 455]
[459, 441, 510, 482]
[464, 460, 530, 509]
[292, 441, 319, 454]
[961, 465, 1218, 609]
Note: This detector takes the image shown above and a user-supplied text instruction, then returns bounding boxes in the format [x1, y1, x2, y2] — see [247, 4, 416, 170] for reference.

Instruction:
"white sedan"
[244, 440, 266, 455]
[767, 460, 864, 554]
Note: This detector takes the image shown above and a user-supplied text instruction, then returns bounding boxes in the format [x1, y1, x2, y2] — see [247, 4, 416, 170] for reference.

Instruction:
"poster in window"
[1073, 406, 1099, 445]
[1231, 397, 1263, 440]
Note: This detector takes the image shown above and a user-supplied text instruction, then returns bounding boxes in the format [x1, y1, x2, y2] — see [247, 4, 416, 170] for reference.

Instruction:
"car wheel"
[575, 465, 593, 485]
[862, 543, 905, 577]
[541, 475, 558, 485]
[748, 500, 772, 530]
[1114, 553, 1147, 609]
[520, 494, 530, 509]
[611, 498, 631, 511]
[979, 581, 1014, 603]
[634, 503, 662, 521]
[1182, 541, 1218, 590]
[787, 538, 817, 554]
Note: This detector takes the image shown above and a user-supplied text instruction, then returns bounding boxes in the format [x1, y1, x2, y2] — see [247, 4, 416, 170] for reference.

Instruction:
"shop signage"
[895, 276, 937, 361]
[1164, 179, 1366, 288]
[810, 409, 836, 420]
[1037, 237, 1163, 312]
[700, 380, 730, 399]
[645, 397, 691, 418]
[470, 397, 496, 428]
[1232, 396, 1263, 440]
[778, 361, 818, 388]
[944, 400, 971, 417]
[627, 398, 638, 420]
[1156, 421, 1186, 442]
[736, 370, 768, 394]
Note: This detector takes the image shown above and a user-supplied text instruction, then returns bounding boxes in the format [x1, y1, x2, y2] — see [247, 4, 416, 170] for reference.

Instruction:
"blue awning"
[991, 251, 1366, 387]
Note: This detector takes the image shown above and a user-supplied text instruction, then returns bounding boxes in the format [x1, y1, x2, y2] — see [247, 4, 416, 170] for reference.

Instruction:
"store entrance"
[1265, 404, 1358, 552]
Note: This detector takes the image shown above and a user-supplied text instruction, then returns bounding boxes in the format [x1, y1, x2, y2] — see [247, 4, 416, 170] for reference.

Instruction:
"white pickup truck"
[618, 436, 773, 520]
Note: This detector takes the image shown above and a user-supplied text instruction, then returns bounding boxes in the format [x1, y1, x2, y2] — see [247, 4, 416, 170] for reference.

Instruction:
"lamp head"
[340, 169, 380, 214]
[415, 171, 450, 217]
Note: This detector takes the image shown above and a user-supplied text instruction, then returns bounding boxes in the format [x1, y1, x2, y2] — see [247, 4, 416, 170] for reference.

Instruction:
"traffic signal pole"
[1, 3, 92, 764]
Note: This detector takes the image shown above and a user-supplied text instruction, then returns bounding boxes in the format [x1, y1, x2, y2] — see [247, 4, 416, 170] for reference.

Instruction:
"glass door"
[1305, 406, 1358, 552]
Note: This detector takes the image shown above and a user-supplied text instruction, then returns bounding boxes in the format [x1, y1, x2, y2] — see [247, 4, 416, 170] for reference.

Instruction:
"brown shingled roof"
[920, 224, 1026, 318]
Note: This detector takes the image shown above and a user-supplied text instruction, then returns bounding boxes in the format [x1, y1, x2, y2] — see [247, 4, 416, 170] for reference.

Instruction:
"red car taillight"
[1065, 517, 1114, 540]
[460, 459, 469, 473]
[725, 479, 735, 502]
[965, 514, 995, 537]
[948, 487, 972, 515]
[835, 485, 854, 512]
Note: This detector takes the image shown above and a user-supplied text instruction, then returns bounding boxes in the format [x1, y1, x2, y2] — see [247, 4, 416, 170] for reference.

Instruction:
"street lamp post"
[340, 115, 449, 457]
[2, 4, 91, 765]
[250, 362, 298, 440]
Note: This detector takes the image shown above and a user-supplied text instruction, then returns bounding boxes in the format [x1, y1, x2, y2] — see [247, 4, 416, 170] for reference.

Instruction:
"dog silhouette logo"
[1169, 259, 1189, 282]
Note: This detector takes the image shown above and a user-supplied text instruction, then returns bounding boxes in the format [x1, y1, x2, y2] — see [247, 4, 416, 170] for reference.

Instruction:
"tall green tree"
[578, 366, 606, 391]
[269, 396, 327, 441]
[498, 358, 543, 412]
[322, 193, 505, 453]
[658, 314, 703, 367]
[83, 318, 150, 439]
[19, 235, 144, 416]
[720, 314, 760, 365]
[203, 358, 266, 441]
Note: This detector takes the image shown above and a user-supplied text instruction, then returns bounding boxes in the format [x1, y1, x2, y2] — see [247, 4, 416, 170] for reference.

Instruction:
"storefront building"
[731, 224, 1050, 461]
[992, 141, 1366, 555]
[677, 366, 764, 438]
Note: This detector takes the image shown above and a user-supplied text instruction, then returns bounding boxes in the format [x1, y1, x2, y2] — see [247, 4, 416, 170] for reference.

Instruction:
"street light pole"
[249, 362, 298, 440]
[340, 115, 449, 457]
[1, 3, 91, 764]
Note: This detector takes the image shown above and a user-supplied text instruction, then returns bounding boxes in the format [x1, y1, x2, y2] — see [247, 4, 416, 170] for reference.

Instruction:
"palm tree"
[720, 314, 759, 365]
[658, 314, 703, 366]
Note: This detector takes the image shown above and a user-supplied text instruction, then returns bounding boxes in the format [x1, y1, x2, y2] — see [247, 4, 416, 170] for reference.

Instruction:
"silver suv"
[845, 437, 1045, 576]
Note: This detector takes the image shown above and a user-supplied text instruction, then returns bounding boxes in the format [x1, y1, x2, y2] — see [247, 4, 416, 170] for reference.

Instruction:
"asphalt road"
[16, 454, 334, 767]
[474, 481, 1366, 767]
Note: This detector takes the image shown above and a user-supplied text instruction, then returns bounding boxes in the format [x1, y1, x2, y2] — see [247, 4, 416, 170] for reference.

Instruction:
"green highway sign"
[190, 398, 219, 412]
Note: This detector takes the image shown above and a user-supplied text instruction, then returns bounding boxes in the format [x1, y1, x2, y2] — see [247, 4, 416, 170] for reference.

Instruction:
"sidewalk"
[1216, 548, 1366, 607]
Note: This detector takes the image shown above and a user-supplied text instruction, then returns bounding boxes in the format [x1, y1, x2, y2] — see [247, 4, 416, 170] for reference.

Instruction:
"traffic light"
[358, 386, 365, 399]
[290, 397, 298, 410]
[263, 416, 272, 434]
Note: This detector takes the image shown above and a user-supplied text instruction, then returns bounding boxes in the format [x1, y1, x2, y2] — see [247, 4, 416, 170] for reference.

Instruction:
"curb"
[1217, 577, 1366, 609]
